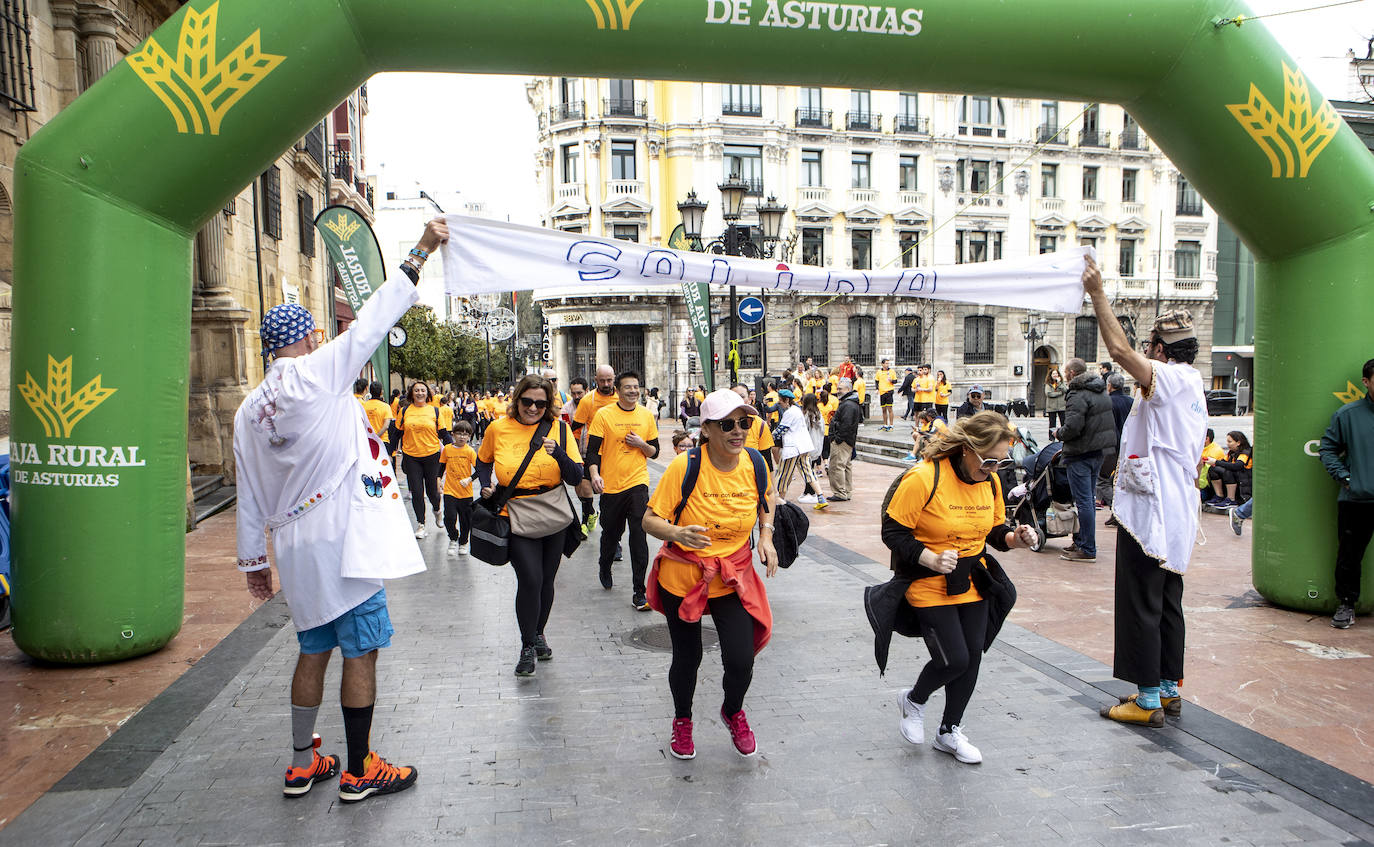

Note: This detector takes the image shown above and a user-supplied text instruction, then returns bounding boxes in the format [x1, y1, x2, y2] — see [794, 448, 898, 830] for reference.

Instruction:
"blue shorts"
[296, 590, 394, 658]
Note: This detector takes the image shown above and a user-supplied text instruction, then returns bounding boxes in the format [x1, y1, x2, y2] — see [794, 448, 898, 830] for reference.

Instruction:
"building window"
[801, 228, 825, 266]
[722, 84, 761, 116]
[1037, 101, 1060, 143]
[0, 0, 36, 110]
[559, 77, 579, 103]
[898, 154, 918, 191]
[1119, 239, 1136, 276]
[898, 231, 921, 268]
[724, 144, 763, 194]
[561, 143, 580, 184]
[895, 315, 923, 364]
[1122, 112, 1143, 149]
[963, 315, 995, 364]
[800, 86, 823, 110]
[849, 315, 876, 366]
[610, 140, 636, 180]
[851, 230, 872, 269]
[1041, 164, 1058, 197]
[799, 314, 828, 366]
[1122, 168, 1137, 203]
[895, 92, 922, 132]
[847, 89, 875, 130]
[970, 160, 990, 194]
[801, 149, 822, 187]
[1176, 176, 1203, 215]
[1175, 240, 1201, 278]
[956, 230, 1002, 264]
[1081, 103, 1102, 146]
[261, 166, 282, 240]
[1039, 235, 1058, 254]
[606, 78, 636, 115]
[1074, 316, 1098, 361]
[851, 152, 871, 188]
[797, 86, 827, 126]
[959, 96, 1005, 137]
[297, 193, 315, 258]
[1079, 236, 1098, 250]
[612, 224, 639, 242]
[1082, 166, 1098, 200]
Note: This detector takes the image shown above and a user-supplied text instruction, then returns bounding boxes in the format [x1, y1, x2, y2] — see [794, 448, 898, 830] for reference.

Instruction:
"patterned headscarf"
[261, 303, 315, 355]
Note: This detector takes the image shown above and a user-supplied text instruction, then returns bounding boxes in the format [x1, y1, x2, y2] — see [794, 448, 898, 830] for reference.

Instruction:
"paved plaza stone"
[4, 463, 1372, 846]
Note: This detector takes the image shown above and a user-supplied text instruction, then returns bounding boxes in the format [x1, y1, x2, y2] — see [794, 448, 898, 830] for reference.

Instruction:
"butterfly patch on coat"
[361, 473, 393, 498]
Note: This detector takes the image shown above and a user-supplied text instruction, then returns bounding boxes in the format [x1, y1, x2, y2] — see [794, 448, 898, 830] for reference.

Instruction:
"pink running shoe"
[721, 708, 758, 757]
[670, 717, 695, 760]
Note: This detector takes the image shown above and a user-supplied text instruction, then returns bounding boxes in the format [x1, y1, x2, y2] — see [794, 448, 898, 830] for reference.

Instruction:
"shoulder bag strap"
[672, 446, 703, 525]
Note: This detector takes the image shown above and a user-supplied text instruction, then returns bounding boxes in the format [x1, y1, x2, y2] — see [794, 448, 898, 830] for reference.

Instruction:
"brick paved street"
[3, 456, 1371, 846]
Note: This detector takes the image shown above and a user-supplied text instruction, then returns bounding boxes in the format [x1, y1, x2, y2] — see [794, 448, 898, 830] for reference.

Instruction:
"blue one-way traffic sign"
[738, 296, 764, 325]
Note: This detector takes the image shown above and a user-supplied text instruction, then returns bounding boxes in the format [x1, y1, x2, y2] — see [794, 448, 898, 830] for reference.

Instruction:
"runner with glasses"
[643, 389, 778, 760]
[882, 410, 1038, 765]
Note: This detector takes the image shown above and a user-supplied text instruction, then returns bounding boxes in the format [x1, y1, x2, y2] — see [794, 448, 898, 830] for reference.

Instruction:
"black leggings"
[1047, 410, 1065, 429]
[510, 529, 564, 647]
[910, 601, 987, 728]
[443, 494, 472, 543]
[659, 586, 756, 719]
[402, 451, 442, 522]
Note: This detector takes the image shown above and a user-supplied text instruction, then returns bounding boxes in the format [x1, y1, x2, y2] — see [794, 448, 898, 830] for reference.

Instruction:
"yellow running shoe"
[1100, 699, 1165, 727]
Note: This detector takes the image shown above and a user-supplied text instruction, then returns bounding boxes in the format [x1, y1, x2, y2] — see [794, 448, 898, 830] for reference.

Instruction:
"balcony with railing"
[739, 177, 764, 196]
[898, 191, 928, 208]
[894, 114, 929, 135]
[331, 150, 355, 183]
[556, 184, 585, 202]
[846, 111, 881, 132]
[606, 179, 644, 197]
[1119, 129, 1148, 151]
[1121, 202, 1145, 217]
[549, 101, 585, 124]
[849, 188, 880, 205]
[961, 123, 1007, 138]
[1036, 124, 1067, 145]
[1079, 129, 1111, 148]
[1176, 198, 1204, 216]
[799, 186, 830, 203]
[795, 107, 832, 128]
[1037, 198, 1066, 215]
[603, 98, 647, 119]
[723, 101, 762, 117]
[1081, 200, 1106, 215]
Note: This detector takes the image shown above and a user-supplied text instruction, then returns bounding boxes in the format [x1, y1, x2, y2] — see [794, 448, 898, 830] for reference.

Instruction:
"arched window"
[799, 314, 828, 366]
[895, 315, 922, 364]
[1074, 316, 1098, 361]
[848, 315, 876, 366]
[964, 315, 995, 364]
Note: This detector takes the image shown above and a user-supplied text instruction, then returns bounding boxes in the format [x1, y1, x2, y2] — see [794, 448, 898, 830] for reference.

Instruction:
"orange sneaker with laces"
[282, 734, 340, 797]
[337, 751, 418, 803]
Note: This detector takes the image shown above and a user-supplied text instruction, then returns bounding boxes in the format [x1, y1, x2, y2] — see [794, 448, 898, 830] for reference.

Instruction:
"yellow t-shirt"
[855, 379, 867, 404]
[1198, 441, 1227, 488]
[399, 404, 443, 457]
[649, 449, 772, 597]
[935, 381, 952, 405]
[573, 389, 619, 428]
[439, 404, 454, 433]
[390, 398, 402, 417]
[744, 416, 775, 453]
[477, 418, 582, 514]
[914, 375, 935, 403]
[363, 398, 393, 442]
[876, 369, 897, 394]
[429, 396, 441, 407]
[588, 403, 659, 494]
[886, 458, 1004, 608]
[440, 443, 478, 499]
[805, 377, 824, 396]
[917, 418, 948, 435]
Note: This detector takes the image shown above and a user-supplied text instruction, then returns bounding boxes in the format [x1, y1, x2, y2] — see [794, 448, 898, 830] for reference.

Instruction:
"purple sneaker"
[670, 718, 695, 760]
[721, 708, 758, 757]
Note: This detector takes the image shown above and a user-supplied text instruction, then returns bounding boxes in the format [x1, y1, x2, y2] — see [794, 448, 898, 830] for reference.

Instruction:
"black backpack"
[673, 446, 808, 569]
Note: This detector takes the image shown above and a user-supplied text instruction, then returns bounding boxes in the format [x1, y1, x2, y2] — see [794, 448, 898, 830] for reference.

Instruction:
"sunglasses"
[972, 449, 1015, 472]
[710, 415, 754, 433]
[518, 397, 549, 410]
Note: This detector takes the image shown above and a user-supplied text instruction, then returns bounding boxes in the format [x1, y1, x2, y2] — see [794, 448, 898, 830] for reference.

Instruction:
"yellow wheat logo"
[585, 0, 645, 29]
[1226, 62, 1338, 179]
[127, 1, 285, 136]
[323, 212, 361, 242]
[19, 356, 117, 439]
[1334, 381, 1368, 405]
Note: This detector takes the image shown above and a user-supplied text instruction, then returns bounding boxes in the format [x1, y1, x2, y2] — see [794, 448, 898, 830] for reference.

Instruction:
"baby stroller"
[1006, 440, 1077, 553]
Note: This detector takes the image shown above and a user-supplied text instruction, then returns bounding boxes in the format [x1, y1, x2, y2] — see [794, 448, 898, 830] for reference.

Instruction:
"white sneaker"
[797, 494, 818, 504]
[897, 690, 925, 745]
[447, 541, 458, 557]
[458, 543, 469, 556]
[414, 525, 428, 539]
[433, 509, 443, 528]
[933, 724, 982, 764]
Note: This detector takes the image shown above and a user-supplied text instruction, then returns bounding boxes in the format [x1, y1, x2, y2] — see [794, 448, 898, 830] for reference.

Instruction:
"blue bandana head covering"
[261, 303, 315, 354]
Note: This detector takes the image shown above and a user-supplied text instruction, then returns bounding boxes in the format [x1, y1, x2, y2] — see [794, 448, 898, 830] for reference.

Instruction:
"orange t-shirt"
[649, 450, 771, 598]
[477, 417, 582, 515]
[588, 403, 659, 494]
[744, 416, 775, 453]
[399, 404, 443, 457]
[573, 389, 618, 427]
[440, 443, 478, 499]
[885, 458, 1004, 607]
[363, 398, 393, 442]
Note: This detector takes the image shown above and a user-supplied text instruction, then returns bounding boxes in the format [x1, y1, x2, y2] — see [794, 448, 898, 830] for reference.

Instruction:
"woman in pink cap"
[642, 389, 779, 761]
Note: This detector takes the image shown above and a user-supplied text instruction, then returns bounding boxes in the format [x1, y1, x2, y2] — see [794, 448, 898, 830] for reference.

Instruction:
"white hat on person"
[699, 388, 758, 422]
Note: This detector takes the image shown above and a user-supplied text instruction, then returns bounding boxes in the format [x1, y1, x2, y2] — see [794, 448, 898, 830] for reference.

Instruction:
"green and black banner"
[315, 205, 390, 383]
[670, 225, 713, 393]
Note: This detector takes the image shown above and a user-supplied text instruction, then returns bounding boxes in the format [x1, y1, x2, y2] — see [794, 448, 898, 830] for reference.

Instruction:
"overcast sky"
[365, 1, 1372, 227]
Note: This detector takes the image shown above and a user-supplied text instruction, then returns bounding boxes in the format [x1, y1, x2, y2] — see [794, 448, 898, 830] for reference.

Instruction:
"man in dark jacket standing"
[1318, 357, 1374, 629]
[828, 378, 863, 501]
[1053, 357, 1116, 561]
[898, 368, 916, 421]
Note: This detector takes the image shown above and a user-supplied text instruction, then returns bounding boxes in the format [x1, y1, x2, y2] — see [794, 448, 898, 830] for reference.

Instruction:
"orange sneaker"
[282, 734, 340, 797]
[337, 751, 418, 803]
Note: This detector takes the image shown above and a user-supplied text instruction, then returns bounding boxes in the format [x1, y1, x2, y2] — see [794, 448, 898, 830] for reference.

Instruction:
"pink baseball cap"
[699, 388, 757, 422]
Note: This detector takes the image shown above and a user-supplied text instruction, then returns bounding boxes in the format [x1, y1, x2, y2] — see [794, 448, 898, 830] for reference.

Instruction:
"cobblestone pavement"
[4, 453, 1372, 846]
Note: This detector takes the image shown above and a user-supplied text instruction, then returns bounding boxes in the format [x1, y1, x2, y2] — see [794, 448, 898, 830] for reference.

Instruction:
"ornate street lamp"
[676, 190, 707, 241]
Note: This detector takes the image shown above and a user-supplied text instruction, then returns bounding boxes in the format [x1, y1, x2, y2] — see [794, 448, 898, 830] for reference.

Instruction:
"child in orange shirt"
[439, 420, 478, 556]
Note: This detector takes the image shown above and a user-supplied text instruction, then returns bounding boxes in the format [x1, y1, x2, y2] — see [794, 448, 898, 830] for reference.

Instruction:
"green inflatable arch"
[11, 0, 1374, 661]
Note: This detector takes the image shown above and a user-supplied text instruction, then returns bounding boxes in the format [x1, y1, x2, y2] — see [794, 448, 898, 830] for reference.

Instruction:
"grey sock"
[291, 704, 320, 769]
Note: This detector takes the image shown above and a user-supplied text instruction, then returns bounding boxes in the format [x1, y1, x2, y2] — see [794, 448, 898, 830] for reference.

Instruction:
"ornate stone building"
[527, 78, 1219, 409]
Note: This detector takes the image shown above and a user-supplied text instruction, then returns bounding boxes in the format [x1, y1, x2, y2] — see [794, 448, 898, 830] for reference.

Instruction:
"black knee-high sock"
[580, 496, 594, 522]
[342, 704, 375, 776]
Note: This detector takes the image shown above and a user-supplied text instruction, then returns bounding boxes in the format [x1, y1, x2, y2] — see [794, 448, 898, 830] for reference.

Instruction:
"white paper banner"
[441, 214, 1091, 313]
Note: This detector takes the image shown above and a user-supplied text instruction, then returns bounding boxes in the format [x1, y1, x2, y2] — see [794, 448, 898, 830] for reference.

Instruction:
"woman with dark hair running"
[396, 381, 445, 537]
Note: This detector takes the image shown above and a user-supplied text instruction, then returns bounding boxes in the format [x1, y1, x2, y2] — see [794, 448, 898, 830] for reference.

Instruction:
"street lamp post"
[677, 183, 791, 387]
[1020, 312, 1050, 416]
